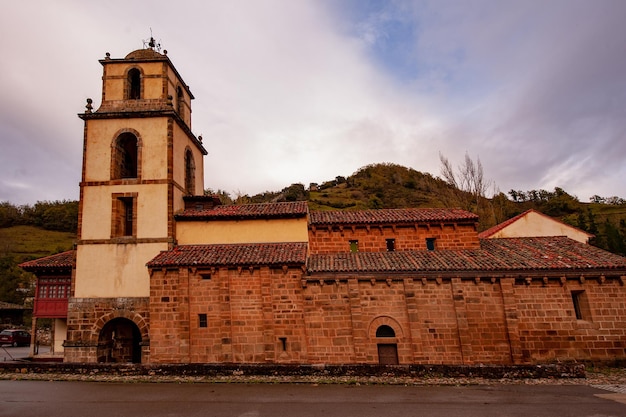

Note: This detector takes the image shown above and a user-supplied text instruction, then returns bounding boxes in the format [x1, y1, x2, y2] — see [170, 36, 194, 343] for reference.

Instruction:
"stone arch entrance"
[376, 325, 399, 365]
[369, 317, 402, 365]
[97, 317, 142, 363]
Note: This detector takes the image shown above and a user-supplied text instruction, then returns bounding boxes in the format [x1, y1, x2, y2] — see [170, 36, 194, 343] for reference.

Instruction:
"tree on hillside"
[439, 152, 491, 212]
[0, 256, 32, 305]
[438, 152, 503, 229]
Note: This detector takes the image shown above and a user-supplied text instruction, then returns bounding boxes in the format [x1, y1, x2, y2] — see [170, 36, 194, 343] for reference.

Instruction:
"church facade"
[21, 46, 626, 365]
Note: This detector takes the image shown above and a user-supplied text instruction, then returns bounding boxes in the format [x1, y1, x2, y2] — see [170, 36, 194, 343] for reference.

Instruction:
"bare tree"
[439, 152, 499, 228]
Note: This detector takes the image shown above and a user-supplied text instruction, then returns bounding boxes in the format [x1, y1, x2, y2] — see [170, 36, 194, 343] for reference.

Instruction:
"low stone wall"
[0, 362, 585, 379]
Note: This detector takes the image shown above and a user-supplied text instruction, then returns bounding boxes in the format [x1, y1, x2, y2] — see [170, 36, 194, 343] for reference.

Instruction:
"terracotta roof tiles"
[19, 250, 75, 271]
[176, 201, 308, 221]
[147, 242, 307, 268]
[308, 237, 626, 274]
[309, 208, 478, 226]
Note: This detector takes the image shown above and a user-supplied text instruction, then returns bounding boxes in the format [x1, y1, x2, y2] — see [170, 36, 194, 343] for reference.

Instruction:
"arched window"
[176, 86, 184, 117]
[184, 149, 195, 195]
[376, 325, 396, 338]
[128, 68, 141, 99]
[113, 133, 138, 179]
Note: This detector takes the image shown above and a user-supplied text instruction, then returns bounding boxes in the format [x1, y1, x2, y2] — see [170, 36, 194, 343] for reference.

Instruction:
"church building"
[21, 45, 626, 366]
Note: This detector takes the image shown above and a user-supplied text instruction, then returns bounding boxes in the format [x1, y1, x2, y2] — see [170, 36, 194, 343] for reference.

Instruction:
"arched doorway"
[97, 317, 142, 363]
[376, 325, 399, 365]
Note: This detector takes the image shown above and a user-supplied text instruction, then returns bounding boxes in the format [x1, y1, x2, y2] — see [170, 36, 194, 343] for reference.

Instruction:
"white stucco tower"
[65, 45, 206, 363]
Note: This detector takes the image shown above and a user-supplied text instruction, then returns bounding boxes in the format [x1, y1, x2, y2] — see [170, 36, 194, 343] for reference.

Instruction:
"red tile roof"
[309, 208, 478, 226]
[176, 201, 308, 221]
[147, 242, 308, 268]
[19, 250, 75, 271]
[307, 237, 626, 273]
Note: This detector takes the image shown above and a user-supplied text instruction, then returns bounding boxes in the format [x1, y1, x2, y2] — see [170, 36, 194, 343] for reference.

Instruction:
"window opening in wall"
[349, 240, 359, 253]
[199, 314, 207, 328]
[279, 337, 287, 351]
[386, 238, 395, 252]
[376, 325, 396, 338]
[184, 149, 195, 195]
[426, 238, 436, 251]
[123, 198, 133, 236]
[113, 133, 138, 179]
[200, 273, 211, 280]
[113, 196, 135, 237]
[128, 68, 141, 99]
[571, 290, 590, 320]
[176, 86, 184, 117]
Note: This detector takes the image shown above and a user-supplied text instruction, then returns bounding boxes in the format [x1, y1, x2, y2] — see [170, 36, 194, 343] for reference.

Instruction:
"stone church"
[21, 45, 626, 365]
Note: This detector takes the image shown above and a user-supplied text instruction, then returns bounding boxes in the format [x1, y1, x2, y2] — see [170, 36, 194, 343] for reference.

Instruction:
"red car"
[0, 329, 31, 347]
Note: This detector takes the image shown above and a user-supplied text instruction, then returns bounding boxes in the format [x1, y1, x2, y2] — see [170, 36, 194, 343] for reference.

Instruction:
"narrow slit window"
[571, 290, 590, 321]
[199, 314, 208, 328]
[386, 238, 395, 252]
[122, 198, 133, 236]
[349, 240, 359, 253]
[426, 238, 436, 251]
[184, 149, 195, 195]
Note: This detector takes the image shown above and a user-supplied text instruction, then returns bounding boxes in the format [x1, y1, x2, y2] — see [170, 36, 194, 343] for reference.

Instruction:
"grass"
[0, 226, 76, 262]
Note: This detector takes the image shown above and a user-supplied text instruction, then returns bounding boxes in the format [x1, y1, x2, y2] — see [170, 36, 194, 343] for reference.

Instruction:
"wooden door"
[377, 343, 399, 365]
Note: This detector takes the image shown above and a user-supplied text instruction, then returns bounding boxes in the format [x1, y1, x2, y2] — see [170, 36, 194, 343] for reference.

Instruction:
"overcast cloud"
[1, 0, 625, 205]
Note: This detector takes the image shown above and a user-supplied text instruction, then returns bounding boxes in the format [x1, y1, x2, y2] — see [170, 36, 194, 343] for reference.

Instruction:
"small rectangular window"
[349, 240, 359, 253]
[199, 314, 208, 328]
[571, 290, 590, 321]
[386, 238, 395, 252]
[112, 194, 137, 238]
[122, 198, 133, 236]
[426, 238, 436, 251]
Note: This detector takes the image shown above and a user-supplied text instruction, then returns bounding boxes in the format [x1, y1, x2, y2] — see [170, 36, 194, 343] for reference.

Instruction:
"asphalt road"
[0, 381, 625, 417]
[0, 345, 49, 362]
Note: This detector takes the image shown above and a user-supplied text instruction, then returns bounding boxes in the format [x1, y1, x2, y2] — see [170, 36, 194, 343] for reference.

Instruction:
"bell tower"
[66, 43, 206, 363]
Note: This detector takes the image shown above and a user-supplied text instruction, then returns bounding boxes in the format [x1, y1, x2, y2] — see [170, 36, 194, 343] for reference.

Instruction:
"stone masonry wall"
[65, 297, 150, 363]
[150, 266, 308, 364]
[148, 268, 626, 365]
[308, 223, 479, 254]
[515, 277, 626, 363]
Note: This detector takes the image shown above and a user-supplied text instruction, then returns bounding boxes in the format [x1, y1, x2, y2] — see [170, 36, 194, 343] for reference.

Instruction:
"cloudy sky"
[1, 0, 625, 205]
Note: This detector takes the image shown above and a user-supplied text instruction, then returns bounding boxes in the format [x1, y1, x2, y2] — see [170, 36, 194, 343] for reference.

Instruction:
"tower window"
[426, 238, 436, 251]
[176, 86, 185, 117]
[349, 240, 359, 253]
[184, 149, 195, 195]
[386, 238, 396, 252]
[113, 133, 138, 179]
[112, 194, 137, 238]
[128, 68, 141, 99]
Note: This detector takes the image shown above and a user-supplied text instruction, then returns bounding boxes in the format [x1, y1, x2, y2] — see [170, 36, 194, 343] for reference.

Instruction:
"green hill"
[0, 226, 75, 305]
[240, 162, 626, 256]
[0, 225, 75, 262]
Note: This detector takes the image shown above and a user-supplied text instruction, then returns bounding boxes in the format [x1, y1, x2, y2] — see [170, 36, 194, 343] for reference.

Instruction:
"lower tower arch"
[97, 317, 142, 363]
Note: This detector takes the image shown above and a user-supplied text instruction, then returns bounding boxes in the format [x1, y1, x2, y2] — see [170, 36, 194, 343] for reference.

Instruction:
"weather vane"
[143, 28, 162, 52]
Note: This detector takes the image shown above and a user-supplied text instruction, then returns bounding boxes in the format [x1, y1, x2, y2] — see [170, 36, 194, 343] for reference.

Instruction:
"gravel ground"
[1, 367, 625, 387]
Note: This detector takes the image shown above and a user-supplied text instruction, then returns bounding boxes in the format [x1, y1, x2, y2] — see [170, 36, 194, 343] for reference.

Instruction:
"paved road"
[1, 381, 625, 417]
[0, 345, 49, 362]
